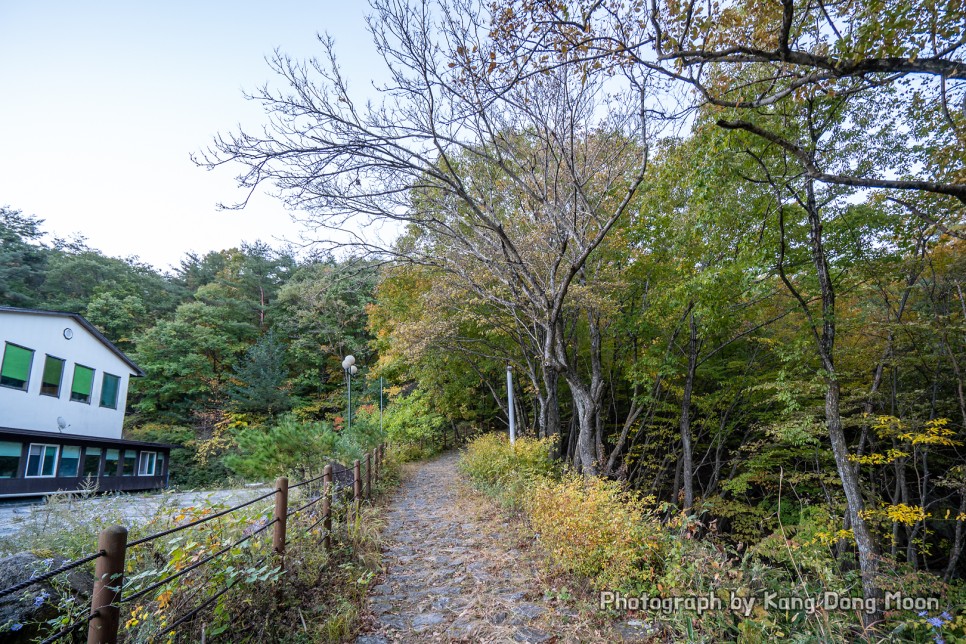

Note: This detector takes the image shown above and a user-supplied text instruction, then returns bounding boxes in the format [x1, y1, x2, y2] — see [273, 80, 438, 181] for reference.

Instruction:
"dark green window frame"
[40, 355, 65, 397]
[70, 364, 95, 403]
[1, 342, 34, 391]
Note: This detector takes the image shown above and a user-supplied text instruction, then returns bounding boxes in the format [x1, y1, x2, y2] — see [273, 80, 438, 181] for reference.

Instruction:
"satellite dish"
[56, 417, 69, 432]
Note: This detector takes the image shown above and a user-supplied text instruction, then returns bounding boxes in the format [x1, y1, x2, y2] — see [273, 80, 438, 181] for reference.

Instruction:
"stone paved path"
[354, 452, 641, 643]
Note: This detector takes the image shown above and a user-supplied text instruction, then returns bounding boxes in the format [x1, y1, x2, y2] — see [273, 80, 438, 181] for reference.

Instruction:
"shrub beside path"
[354, 451, 646, 643]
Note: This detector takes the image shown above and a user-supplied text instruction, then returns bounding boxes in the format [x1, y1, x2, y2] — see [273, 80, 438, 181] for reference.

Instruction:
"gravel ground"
[0, 485, 272, 539]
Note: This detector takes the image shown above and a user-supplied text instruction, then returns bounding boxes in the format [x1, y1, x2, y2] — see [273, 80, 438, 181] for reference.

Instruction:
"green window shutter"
[42, 357, 63, 384]
[71, 365, 94, 401]
[1, 344, 34, 388]
[41, 356, 65, 395]
[100, 373, 120, 408]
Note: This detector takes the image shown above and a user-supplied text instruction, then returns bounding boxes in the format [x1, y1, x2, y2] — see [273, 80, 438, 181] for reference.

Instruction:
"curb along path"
[354, 452, 636, 643]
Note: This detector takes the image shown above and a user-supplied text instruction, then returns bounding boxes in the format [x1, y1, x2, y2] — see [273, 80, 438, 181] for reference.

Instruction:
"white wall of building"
[0, 311, 137, 439]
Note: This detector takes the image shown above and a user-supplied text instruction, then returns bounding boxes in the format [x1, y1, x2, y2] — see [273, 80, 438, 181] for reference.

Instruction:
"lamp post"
[506, 364, 515, 445]
[342, 355, 358, 432]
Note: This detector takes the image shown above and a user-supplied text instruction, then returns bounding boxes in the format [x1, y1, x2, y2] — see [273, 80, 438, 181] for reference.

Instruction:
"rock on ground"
[0, 552, 93, 642]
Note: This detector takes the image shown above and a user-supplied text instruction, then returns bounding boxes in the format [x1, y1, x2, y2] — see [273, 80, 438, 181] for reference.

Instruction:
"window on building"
[157, 452, 165, 476]
[122, 450, 137, 476]
[70, 365, 95, 403]
[58, 446, 80, 477]
[99, 373, 120, 409]
[26, 444, 59, 477]
[104, 449, 120, 476]
[82, 448, 102, 478]
[1, 343, 34, 391]
[0, 442, 21, 478]
[138, 451, 157, 476]
[40, 356, 65, 397]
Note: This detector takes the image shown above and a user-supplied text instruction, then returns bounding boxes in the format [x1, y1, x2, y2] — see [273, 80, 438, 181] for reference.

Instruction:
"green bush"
[528, 473, 666, 594]
[224, 412, 386, 482]
[380, 389, 446, 457]
[458, 433, 557, 508]
[457, 434, 966, 641]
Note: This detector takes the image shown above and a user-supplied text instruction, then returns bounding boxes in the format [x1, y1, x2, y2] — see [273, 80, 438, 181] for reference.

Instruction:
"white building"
[0, 306, 142, 439]
[0, 306, 169, 497]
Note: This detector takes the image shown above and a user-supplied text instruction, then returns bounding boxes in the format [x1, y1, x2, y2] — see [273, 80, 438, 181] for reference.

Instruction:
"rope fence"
[2, 442, 387, 644]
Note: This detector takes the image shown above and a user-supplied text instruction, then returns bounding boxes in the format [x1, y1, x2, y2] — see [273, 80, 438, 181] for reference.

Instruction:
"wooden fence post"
[322, 464, 333, 552]
[353, 460, 361, 522]
[365, 452, 372, 500]
[273, 477, 288, 561]
[87, 525, 127, 644]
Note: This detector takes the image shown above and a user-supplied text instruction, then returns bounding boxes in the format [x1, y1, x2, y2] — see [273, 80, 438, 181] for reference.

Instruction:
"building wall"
[0, 312, 135, 439]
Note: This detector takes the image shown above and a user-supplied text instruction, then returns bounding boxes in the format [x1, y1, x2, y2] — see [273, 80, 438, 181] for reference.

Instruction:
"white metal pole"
[347, 370, 351, 433]
[506, 364, 515, 444]
[379, 376, 384, 433]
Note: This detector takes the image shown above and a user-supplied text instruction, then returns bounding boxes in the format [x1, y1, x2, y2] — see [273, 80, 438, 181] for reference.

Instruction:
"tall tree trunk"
[680, 308, 699, 511]
[802, 178, 882, 626]
[587, 310, 607, 465]
[540, 367, 560, 440]
[568, 373, 600, 475]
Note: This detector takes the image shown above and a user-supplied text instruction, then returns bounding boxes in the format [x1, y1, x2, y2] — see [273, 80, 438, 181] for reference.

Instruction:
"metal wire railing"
[0, 550, 105, 600]
[2, 443, 388, 644]
[125, 488, 279, 549]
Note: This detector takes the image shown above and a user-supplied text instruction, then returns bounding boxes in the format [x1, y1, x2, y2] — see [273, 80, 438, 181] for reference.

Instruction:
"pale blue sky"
[0, 1, 384, 269]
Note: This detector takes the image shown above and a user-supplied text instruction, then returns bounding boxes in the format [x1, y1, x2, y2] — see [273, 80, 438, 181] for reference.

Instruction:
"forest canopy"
[196, 0, 966, 627]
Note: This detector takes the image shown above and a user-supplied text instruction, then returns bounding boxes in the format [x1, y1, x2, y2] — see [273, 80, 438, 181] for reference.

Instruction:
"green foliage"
[227, 330, 292, 416]
[126, 423, 231, 488]
[458, 433, 557, 508]
[223, 409, 385, 482]
[460, 435, 966, 641]
[380, 388, 446, 449]
[224, 415, 340, 481]
[132, 300, 256, 419]
[0, 207, 47, 307]
[274, 259, 377, 401]
[121, 501, 282, 640]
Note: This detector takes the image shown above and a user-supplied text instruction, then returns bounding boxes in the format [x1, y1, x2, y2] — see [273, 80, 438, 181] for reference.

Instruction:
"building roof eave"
[0, 425, 177, 450]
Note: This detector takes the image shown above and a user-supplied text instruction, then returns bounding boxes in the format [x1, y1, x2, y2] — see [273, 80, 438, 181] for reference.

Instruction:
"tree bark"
[802, 177, 882, 626]
[540, 367, 560, 441]
[680, 309, 699, 511]
[568, 373, 600, 475]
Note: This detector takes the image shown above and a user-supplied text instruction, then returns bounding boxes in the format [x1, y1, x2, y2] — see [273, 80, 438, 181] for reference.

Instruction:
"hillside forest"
[2, 0, 965, 638]
[0, 211, 412, 485]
